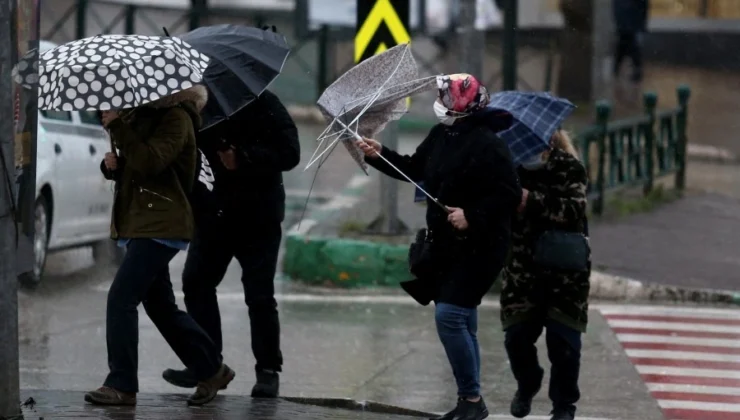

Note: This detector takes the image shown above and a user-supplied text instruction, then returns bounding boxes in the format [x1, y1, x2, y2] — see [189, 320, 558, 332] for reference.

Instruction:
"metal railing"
[577, 85, 691, 215]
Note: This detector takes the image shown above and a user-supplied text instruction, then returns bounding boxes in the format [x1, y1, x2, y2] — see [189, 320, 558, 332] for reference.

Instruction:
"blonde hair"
[551, 129, 579, 160]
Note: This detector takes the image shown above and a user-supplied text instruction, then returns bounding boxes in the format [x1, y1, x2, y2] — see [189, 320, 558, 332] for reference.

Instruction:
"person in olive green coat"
[84, 85, 234, 407]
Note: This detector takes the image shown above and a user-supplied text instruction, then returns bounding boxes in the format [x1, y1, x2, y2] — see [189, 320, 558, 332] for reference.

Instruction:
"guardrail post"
[0, 0, 21, 416]
[643, 91, 657, 195]
[317, 24, 331, 97]
[76, 0, 89, 39]
[593, 100, 611, 216]
[675, 84, 691, 190]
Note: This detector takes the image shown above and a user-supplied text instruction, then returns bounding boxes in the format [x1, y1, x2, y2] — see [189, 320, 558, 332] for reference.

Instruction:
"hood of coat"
[123, 85, 208, 129]
[146, 84, 208, 111]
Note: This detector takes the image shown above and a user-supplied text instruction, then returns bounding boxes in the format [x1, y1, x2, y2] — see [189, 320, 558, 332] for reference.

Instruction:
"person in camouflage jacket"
[500, 130, 590, 420]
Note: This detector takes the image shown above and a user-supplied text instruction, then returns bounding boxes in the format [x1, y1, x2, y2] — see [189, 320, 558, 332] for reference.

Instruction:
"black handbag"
[408, 228, 439, 279]
[532, 221, 590, 272]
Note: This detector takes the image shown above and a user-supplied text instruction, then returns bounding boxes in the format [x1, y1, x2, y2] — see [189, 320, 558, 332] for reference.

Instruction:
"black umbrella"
[178, 24, 291, 130]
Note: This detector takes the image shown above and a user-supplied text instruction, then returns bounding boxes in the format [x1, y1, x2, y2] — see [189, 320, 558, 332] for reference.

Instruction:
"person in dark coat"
[501, 130, 590, 420]
[613, 0, 649, 82]
[357, 74, 521, 420]
[86, 85, 235, 407]
[161, 90, 300, 398]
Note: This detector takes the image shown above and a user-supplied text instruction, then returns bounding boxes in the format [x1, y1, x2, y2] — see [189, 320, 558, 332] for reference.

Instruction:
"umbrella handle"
[104, 129, 117, 157]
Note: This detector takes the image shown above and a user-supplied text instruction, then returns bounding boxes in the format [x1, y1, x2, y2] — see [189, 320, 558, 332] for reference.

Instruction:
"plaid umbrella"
[485, 91, 575, 165]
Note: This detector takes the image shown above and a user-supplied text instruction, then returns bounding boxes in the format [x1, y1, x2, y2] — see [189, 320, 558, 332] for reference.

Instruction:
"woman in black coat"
[357, 74, 521, 420]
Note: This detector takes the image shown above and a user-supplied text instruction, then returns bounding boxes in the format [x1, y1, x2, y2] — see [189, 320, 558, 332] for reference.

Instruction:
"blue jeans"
[435, 303, 480, 398]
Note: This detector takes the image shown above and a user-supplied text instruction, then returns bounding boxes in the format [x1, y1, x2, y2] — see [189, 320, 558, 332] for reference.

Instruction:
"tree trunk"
[557, 0, 613, 102]
[457, 0, 484, 79]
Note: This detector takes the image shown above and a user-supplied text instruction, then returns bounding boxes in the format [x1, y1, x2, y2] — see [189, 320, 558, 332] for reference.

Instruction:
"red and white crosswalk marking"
[600, 305, 740, 420]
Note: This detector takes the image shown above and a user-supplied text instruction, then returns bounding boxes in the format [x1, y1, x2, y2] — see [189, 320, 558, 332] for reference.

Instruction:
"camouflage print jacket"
[500, 148, 591, 332]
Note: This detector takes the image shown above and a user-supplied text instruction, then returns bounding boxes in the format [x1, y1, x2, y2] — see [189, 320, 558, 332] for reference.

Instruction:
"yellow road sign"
[355, 0, 412, 107]
[355, 0, 410, 64]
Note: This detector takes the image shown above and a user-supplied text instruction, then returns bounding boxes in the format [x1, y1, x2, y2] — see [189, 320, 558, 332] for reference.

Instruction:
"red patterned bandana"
[436, 73, 490, 114]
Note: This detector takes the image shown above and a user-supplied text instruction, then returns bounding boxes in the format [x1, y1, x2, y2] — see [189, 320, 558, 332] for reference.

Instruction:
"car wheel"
[92, 239, 125, 267]
[18, 197, 50, 289]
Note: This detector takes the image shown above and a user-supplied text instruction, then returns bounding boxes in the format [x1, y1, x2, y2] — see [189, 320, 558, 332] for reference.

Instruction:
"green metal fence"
[577, 85, 691, 215]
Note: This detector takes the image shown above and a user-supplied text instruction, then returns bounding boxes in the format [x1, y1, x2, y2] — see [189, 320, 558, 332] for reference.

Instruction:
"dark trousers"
[182, 220, 283, 372]
[614, 31, 643, 78]
[105, 239, 220, 393]
[504, 319, 581, 408]
[435, 303, 481, 398]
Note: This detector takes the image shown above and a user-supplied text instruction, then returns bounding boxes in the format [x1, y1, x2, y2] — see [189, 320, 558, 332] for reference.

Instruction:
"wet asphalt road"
[18, 274, 665, 420]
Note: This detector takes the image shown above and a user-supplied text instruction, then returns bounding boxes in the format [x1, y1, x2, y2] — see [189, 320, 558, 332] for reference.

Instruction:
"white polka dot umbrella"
[15, 34, 210, 111]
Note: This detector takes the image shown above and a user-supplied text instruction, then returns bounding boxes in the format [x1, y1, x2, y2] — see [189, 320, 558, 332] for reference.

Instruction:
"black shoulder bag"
[409, 227, 439, 279]
[532, 219, 590, 272]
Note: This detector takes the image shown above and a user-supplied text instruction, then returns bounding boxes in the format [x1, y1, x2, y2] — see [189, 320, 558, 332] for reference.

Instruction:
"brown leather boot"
[187, 364, 236, 406]
[84, 386, 137, 406]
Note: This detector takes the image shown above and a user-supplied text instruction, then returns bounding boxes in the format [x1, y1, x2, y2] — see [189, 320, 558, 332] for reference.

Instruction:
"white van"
[20, 40, 123, 287]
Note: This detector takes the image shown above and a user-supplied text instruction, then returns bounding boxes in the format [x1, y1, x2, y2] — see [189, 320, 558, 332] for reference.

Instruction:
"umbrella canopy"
[14, 34, 209, 111]
[485, 91, 576, 165]
[308, 43, 436, 173]
[179, 24, 291, 130]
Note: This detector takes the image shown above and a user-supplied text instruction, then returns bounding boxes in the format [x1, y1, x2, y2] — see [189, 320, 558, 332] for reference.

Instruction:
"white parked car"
[20, 40, 123, 287]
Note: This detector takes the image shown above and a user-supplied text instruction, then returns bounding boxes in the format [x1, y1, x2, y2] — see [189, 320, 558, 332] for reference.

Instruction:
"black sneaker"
[454, 397, 489, 420]
[510, 389, 538, 418]
[511, 368, 543, 418]
[551, 405, 576, 420]
[430, 398, 461, 420]
[251, 369, 279, 398]
[162, 368, 197, 388]
[162, 368, 229, 390]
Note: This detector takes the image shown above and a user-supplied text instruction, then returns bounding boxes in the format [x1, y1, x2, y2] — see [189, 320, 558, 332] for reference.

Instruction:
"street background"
[8, 0, 740, 419]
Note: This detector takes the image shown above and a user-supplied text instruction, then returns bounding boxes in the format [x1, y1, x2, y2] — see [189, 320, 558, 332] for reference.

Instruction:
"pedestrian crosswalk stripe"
[647, 383, 740, 396]
[605, 313, 740, 326]
[627, 349, 740, 363]
[636, 361, 740, 379]
[657, 399, 740, 412]
[607, 319, 740, 334]
[603, 306, 740, 420]
[652, 391, 740, 404]
[599, 304, 740, 319]
[621, 340, 740, 354]
[615, 327, 740, 340]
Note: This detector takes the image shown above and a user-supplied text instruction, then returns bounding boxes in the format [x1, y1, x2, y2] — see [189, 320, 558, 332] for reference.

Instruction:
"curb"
[283, 231, 740, 304]
[686, 144, 740, 165]
[283, 397, 433, 418]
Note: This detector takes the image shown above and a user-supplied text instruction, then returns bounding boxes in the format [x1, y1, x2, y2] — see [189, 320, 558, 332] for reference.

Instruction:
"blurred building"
[39, 0, 740, 86]
[514, 0, 740, 70]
